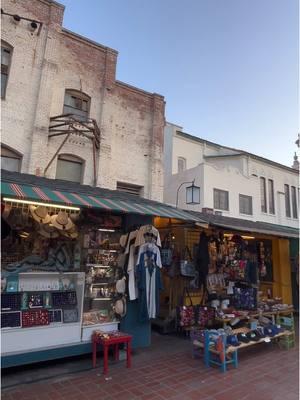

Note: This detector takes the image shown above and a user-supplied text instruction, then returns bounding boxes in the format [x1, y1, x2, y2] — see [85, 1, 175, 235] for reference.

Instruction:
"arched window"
[1, 144, 22, 172]
[1, 41, 13, 98]
[63, 89, 90, 121]
[178, 157, 186, 173]
[56, 154, 84, 183]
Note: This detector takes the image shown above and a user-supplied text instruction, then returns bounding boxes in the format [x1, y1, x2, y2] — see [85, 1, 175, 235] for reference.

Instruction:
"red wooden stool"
[92, 331, 132, 375]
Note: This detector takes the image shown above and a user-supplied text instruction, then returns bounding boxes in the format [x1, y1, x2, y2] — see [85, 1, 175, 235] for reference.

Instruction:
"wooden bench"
[192, 328, 293, 372]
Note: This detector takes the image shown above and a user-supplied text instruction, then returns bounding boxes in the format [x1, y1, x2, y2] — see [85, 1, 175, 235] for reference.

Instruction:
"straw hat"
[50, 211, 73, 231]
[114, 297, 126, 318]
[60, 226, 79, 239]
[29, 205, 51, 224]
[116, 277, 126, 294]
[38, 224, 59, 239]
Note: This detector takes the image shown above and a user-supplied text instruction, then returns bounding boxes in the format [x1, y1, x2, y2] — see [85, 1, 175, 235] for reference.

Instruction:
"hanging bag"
[177, 287, 195, 327]
[180, 246, 196, 278]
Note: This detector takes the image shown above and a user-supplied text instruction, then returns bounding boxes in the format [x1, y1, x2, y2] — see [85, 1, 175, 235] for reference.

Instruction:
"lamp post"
[176, 179, 200, 208]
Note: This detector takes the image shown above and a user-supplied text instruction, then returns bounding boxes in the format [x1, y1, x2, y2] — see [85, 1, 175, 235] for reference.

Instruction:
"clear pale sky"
[59, 0, 299, 168]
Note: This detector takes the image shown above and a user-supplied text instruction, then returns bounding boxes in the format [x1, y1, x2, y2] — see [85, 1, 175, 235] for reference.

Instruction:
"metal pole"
[175, 179, 194, 208]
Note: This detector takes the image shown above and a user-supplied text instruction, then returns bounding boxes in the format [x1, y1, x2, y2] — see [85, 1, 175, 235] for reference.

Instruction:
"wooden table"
[216, 308, 294, 327]
[92, 331, 132, 375]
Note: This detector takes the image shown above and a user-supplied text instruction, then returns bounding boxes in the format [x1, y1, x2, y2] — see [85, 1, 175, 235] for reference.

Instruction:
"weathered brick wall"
[1, 0, 165, 201]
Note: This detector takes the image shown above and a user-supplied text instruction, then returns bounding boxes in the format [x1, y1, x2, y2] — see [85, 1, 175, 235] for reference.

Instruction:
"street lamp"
[176, 179, 200, 208]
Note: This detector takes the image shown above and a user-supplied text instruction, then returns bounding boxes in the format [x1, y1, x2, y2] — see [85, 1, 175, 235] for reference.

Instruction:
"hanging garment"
[124, 230, 138, 300]
[134, 225, 162, 248]
[196, 232, 210, 289]
[136, 243, 162, 322]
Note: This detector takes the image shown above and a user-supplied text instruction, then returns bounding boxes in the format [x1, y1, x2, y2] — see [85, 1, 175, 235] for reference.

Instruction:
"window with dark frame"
[63, 90, 90, 121]
[260, 177, 267, 213]
[239, 194, 253, 215]
[56, 154, 83, 183]
[213, 188, 229, 211]
[291, 186, 298, 219]
[268, 179, 275, 214]
[1, 145, 21, 172]
[1, 43, 12, 98]
[284, 184, 291, 218]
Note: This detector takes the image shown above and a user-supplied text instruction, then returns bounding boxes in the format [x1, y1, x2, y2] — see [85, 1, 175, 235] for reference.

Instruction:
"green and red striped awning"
[1, 181, 201, 222]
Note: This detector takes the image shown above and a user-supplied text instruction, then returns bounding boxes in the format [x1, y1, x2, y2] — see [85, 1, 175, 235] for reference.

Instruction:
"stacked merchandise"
[1, 281, 79, 329]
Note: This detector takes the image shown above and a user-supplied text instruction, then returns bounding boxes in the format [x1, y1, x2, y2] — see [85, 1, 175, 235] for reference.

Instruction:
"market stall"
[1, 170, 202, 367]
[153, 215, 296, 341]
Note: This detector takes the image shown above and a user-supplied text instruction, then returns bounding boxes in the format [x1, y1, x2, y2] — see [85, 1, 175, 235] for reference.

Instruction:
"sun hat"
[60, 225, 79, 239]
[116, 277, 126, 294]
[38, 224, 59, 238]
[29, 205, 51, 224]
[114, 297, 126, 317]
[50, 211, 73, 231]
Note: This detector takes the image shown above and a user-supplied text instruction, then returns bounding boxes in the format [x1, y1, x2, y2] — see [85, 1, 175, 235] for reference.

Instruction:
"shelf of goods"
[1, 272, 85, 355]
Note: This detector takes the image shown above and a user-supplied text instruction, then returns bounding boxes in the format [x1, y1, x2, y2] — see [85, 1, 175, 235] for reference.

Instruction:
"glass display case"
[81, 228, 122, 329]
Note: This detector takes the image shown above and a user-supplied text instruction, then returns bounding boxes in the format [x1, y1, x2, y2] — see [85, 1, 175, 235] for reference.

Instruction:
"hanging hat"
[50, 211, 73, 231]
[29, 205, 51, 224]
[119, 234, 128, 248]
[116, 277, 126, 294]
[38, 224, 59, 239]
[1, 203, 11, 219]
[60, 226, 79, 239]
[114, 297, 127, 318]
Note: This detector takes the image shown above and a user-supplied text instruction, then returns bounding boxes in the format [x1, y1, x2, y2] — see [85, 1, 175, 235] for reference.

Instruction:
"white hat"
[29, 205, 51, 224]
[119, 234, 128, 248]
[38, 224, 59, 238]
[50, 211, 73, 231]
[116, 277, 126, 294]
[114, 297, 126, 317]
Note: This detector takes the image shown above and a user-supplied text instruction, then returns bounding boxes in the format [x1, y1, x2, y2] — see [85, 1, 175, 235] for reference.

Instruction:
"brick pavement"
[1, 332, 299, 400]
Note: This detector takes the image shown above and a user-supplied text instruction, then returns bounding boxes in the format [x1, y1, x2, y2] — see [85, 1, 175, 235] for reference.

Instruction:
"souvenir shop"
[153, 216, 296, 363]
[1, 171, 200, 368]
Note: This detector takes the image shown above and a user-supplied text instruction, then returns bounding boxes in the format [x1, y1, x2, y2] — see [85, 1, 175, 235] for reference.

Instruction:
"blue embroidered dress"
[136, 243, 162, 322]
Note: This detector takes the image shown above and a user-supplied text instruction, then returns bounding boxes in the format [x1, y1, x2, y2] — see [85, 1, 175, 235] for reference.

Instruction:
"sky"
[59, 0, 299, 168]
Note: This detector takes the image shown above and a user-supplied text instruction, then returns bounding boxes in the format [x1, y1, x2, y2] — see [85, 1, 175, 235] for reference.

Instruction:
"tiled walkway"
[2, 332, 299, 400]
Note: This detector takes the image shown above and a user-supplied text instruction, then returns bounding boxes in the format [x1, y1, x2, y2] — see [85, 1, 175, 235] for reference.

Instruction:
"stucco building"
[1, 0, 165, 201]
[164, 122, 299, 229]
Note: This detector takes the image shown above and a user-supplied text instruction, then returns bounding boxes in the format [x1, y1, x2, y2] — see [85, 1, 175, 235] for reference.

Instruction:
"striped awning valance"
[1, 181, 201, 222]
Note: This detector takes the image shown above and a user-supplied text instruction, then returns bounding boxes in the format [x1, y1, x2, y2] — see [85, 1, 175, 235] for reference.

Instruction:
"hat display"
[38, 224, 59, 239]
[60, 224, 79, 239]
[29, 205, 51, 224]
[116, 277, 126, 294]
[114, 297, 126, 317]
[50, 211, 73, 231]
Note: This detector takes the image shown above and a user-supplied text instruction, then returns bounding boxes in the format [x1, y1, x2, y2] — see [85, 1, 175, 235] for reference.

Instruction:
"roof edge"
[176, 131, 298, 174]
[61, 28, 118, 55]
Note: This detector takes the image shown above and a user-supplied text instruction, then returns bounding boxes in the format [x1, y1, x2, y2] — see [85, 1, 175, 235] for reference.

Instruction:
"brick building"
[1, 0, 165, 201]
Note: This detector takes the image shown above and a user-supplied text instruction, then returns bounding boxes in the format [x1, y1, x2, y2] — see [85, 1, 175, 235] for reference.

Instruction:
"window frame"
[116, 181, 143, 197]
[177, 157, 186, 173]
[56, 154, 84, 184]
[291, 186, 298, 219]
[213, 188, 229, 211]
[1, 41, 13, 99]
[239, 194, 253, 215]
[284, 184, 291, 218]
[268, 179, 275, 214]
[260, 177, 267, 213]
[63, 89, 90, 121]
[1, 144, 22, 172]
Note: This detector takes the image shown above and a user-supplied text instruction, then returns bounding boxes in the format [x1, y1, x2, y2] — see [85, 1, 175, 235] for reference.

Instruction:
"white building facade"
[164, 122, 299, 229]
[1, 0, 165, 202]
